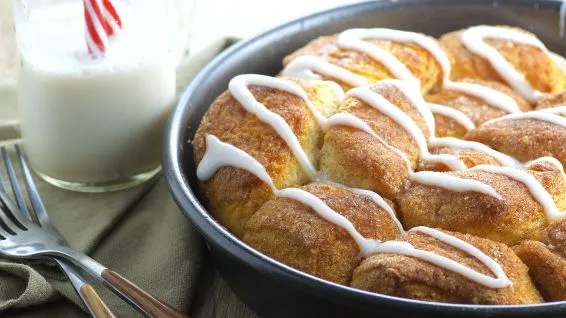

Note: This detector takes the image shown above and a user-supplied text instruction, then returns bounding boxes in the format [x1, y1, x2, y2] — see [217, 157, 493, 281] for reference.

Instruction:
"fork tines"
[0, 145, 34, 235]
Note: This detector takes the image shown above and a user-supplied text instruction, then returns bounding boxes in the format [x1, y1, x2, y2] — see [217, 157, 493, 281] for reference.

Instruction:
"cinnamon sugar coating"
[426, 79, 531, 138]
[431, 111, 470, 138]
[513, 220, 566, 301]
[535, 91, 566, 110]
[283, 34, 443, 93]
[193, 80, 340, 237]
[417, 146, 500, 172]
[439, 27, 566, 95]
[193, 25, 566, 304]
[351, 230, 542, 304]
[465, 118, 566, 167]
[319, 82, 429, 200]
[243, 182, 401, 284]
[399, 161, 566, 245]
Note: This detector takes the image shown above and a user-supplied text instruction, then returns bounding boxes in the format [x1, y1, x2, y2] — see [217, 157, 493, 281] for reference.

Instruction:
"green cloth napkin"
[0, 37, 238, 317]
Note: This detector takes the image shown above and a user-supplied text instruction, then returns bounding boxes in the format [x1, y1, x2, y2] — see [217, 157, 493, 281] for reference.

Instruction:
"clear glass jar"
[13, 0, 178, 192]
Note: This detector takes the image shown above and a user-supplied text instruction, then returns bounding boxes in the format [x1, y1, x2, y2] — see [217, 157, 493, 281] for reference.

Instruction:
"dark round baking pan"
[163, 0, 566, 317]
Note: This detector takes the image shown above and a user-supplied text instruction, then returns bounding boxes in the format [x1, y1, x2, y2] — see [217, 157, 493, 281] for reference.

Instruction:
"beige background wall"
[1, 0, 366, 84]
[1, 0, 18, 84]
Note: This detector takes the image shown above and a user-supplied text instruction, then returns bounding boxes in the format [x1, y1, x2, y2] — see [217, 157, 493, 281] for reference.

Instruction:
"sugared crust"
[543, 219, 566, 258]
[282, 35, 443, 93]
[513, 220, 566, 301]
[513, 240, 566, 301]
[193, 80, 340, 237]
[320, 127, 412, 200]
[194, 25, 566, 304]
[351, 230, 543, 304]
[527, 160, 566, 211]
[426, 79, 532, 138]
[432, 112, 470, 138]
[399, 163, 566, 245]
[243, 182, 401, 284]
[536, 91, 566, 109]
[417, 146, 500, 172]
[334, 83, 430, 164]
[319, 83, 429, 200]
[465, 119, 566, 167]
[439, 27, 566, 95]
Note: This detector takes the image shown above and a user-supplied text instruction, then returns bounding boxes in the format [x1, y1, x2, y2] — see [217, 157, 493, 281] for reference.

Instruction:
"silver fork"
[0, 145, 115, 318]
[0, 145, 188, 318]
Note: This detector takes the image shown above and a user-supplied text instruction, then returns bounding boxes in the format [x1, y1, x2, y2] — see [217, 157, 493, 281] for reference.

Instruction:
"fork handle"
[79, 284, 116, 318]
[101, 269, 189, 318]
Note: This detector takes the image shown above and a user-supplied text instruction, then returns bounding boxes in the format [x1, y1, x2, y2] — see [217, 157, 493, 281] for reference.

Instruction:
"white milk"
[15, 1, 176, 190]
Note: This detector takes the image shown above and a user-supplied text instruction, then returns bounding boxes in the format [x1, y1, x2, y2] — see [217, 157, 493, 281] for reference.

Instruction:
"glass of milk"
[13, 0, 177, 192]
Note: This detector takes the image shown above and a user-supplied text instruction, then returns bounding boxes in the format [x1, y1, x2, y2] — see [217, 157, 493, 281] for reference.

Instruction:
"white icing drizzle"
[427, 103, 476, 132]
[231, 75, 415, 177]
[349, 187, 405, 233]
[196, 135, 277, 191]
[526, 157, 566, 187]
[339, 28, 453, 75]
[282, 56, 369, 88]
[472, 165, 566, 222]
[443, 81, 521, 114]
[460, 26, 552, 102]
[196, 134, 406, 235]
[338, 27, 522, 113]
[276, 187, 383, 256]
[410, 156, 566, 224]
[195, 25, 566, 290]
[323, 113, 413, 172]
[373, 230, 510, 287]
[228, 75, 424, 178]
[337, 29, 418, 83]
[280, 188, 511, 290]
[196, 134, 388, 256]
[348, 87, 467, 171]
[325, 81, 346, 102]
[283, 60, 508, 172]
[429, 137, 522, 168]
[379, 79, 436, 137]
[401, 227, 510, 288]
[229, 75, 321, 178]
[221, 74, 483, 187]
[484, 110, 566, 128]
[410, 171, 503, 199]
[196, 134, 511, 288]
[226, 73, 566, 227]
[526, 156, 566, 175]
[540, 106, 566, 116]
[281, 27, 525, 130]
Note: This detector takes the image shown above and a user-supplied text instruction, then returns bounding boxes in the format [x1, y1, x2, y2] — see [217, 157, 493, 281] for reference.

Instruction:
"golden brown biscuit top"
[193, 25, 566, 303]
[439, 26, 566, 96]
[283, 34, 443, 93]
[536, 91, 566, 110]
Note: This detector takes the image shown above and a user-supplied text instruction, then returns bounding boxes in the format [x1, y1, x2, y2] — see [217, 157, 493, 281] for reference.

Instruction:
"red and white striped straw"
[83, 0, 122, 57]
[102, 0, 122, 36]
